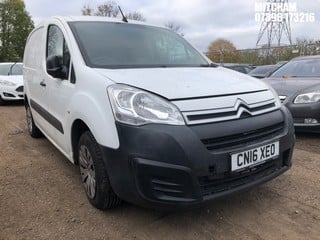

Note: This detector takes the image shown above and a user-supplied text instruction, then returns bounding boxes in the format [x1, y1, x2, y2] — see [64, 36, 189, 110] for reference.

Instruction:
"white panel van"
[23, 16, 295, 210]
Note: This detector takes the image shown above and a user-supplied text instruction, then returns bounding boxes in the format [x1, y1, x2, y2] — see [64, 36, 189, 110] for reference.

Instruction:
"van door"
[38, 24, 75, 155]
[24, 27, 50, 134]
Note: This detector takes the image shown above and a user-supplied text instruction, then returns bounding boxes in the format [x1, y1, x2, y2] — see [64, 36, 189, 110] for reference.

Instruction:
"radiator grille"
[183, 99, 279, 125]
[201, 121, 284, 151]
[199, 160, 280, 197]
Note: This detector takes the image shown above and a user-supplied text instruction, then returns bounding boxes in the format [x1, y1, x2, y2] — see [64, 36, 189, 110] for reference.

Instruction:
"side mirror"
[46, 55, 67, 79]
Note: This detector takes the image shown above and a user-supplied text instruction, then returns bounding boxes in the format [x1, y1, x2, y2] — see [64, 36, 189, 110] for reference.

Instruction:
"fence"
[205, 43, 320, 66]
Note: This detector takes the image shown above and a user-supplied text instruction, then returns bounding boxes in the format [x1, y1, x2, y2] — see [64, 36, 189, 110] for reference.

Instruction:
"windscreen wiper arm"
[200, 63, 219, 68]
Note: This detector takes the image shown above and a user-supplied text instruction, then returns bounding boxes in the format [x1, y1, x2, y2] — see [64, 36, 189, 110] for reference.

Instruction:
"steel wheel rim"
[26, 107, 33, 132]
[79, 145, 96, 199]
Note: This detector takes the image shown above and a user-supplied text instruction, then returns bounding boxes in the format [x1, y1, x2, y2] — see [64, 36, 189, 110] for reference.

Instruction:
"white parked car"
[23, 16, 295, 210]
[0, 62, 24, 105]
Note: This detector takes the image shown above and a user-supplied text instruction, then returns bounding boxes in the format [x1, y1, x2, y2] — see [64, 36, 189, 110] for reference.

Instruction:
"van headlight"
[0, 79, 16, 86]
[108, 84, 185, 126]
[294, 92, 320, 104]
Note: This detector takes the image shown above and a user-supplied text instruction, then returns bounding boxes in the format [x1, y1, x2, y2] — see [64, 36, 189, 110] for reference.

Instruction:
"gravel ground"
[0, 103, 319, 240]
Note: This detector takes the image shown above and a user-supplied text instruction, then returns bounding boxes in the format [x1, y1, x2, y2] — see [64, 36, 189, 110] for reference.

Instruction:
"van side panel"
[24, 22, 120, 163]
[24, 26, 52, 137]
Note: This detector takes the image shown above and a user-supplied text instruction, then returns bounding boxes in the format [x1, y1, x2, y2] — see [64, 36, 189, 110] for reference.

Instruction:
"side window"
[47, 25, 71, 79]
[24, 27, 43, 69]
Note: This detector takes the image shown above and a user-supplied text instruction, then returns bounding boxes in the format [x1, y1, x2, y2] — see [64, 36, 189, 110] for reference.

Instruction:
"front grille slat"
[188, 103, 276, 122]
[202, 122, 284, 151]
[199, 160, 280, 196]
[151, 179, 181, 187]
[153, 186, 183, 194]
[150, 178, 187, 197]
[183, 99, 279, 125]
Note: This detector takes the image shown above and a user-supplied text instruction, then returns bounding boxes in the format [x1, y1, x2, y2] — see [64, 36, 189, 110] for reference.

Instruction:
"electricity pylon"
[256, 0, 292, 48]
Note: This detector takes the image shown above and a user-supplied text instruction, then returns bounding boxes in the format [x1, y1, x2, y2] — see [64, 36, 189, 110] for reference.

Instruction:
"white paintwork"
[95, 67, 269, 100]
[0, 75, 23, 86]
[172, 90, 275, 111]
[23, 16, 277, 164]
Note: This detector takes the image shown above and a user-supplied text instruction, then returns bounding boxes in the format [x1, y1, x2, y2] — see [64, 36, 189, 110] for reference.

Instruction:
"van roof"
[37, 16, 160, 29]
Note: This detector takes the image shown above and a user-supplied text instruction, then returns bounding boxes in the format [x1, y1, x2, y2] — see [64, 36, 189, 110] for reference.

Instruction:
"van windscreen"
[68, 21, 208, 69]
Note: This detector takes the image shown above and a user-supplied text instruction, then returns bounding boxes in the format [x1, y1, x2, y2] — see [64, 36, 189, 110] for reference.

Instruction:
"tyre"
[78, 131, 121, 210]
[0, 96, 6, 106]
[26, 104, 42, 138]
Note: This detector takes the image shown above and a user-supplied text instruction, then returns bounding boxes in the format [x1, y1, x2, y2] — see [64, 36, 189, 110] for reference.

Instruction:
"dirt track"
[0, 103, 319, 240]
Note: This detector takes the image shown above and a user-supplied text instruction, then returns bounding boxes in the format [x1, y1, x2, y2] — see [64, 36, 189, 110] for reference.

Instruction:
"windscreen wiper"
[200, 63, 219, 68]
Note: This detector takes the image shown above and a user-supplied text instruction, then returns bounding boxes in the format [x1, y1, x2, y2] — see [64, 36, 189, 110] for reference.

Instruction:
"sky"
[23, 0, 320, 52]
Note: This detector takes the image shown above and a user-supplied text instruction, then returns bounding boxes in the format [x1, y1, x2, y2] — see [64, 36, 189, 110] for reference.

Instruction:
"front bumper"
[284, 101, 320, 133]
[0, 85, 24, 101]
[100, 106, 295, 209]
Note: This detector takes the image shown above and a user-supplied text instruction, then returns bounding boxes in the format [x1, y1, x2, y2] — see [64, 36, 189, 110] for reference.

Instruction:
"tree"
[95, 1, 119, 17]
[0, 0, 34, 61]
[165, 22, 184, 36]
[81, 4, 93, 16]
[81, 1, 146, 22]
[126, 11, 146, 22]
[81, 1, 118, 17]
[294, 37, 320, 56]
[207, 38, 239, 63]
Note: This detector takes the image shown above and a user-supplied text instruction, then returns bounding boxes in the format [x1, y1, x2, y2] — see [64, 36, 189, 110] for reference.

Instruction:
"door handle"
[40, 80, 46, 87]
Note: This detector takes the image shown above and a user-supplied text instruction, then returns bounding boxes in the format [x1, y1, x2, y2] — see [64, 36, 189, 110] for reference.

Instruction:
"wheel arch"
[24, 94, 29, 108]
[71, 119, 90, 165]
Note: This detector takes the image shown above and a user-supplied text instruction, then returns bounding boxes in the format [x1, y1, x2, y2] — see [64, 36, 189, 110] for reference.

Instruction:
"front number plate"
[231, 142, 279, 172]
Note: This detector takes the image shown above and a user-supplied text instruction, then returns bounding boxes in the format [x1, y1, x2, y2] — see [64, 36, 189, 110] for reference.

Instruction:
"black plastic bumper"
[284, 101, 320, 133]
[100, 106, 295, 209]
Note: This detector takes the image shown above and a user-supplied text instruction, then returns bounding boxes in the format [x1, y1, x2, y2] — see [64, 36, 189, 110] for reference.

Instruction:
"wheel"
[26, 104, 42, 138]
[78, 131, 121, 210]
[0, 96, 6, 106]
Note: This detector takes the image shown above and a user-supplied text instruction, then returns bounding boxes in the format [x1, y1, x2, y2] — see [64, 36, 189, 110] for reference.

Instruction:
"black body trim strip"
[30, 99, 64, 134]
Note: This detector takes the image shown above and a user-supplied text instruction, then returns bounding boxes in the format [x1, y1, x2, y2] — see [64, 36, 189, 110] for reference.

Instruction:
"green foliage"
[207, 38, 320, 66]
[0, 0, 34, 62]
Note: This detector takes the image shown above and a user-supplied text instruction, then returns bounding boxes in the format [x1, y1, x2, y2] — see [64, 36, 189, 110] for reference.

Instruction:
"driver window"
[47, 25, 71, 79]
